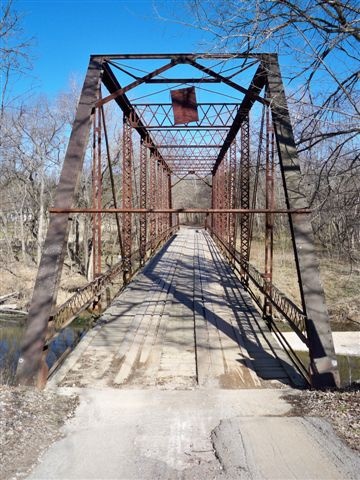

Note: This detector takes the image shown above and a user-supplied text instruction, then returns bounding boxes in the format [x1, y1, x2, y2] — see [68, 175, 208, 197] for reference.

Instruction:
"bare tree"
[157, 0, 360, 259]
[0, 0, 32, 118]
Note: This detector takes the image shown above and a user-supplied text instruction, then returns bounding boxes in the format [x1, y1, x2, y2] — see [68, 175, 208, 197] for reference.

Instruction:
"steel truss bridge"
[15, 53, 339, 389]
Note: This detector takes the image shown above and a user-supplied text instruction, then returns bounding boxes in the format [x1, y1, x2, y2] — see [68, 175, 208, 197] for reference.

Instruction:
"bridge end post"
[263, 54, 340, 389]
[14, 57, 103, 387]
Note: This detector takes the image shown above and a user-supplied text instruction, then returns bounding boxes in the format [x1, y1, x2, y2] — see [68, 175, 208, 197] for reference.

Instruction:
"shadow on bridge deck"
[49, 227, 304, 389]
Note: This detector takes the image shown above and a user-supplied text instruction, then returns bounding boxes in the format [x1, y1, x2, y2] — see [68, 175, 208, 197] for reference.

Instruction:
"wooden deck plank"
[56, 227, 301, 389]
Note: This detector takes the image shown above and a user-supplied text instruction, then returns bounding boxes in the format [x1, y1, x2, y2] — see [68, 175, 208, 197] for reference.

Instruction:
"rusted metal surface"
[229, 140, 237, 256]
[122, 116, 133, 273]
[263, 104, 275, 320]
[170, 87, 199, 125]
[92, 106, 102, 278]
[139, 140, 147, 265]
[50, 207, 312, 215]
[239, 114, 250, 279]
[149, 152, 157, 251]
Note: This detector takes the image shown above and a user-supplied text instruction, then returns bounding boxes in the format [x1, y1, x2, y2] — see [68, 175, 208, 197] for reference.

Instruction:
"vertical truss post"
[122, 115, 133, 274]
[101, 106, 125, 273]
[264, 54, 339, 388]
[264, 105, 274, 320]
[215, 165, 220, 236]
[92, 106, 102, 278]
[160, 165, 164, 234]
[162, 166, 165, 234]
[156, 159, 162, 237]
[224, 154, 229, 245]
[149, 152, 156, 251]
[240, 113, 250, 281]
[139, 140, 147, 265]
[229, 140, 237, 258]
[163, 168, 168, 231]
[215, 170, 220, 235]
[92, 112, 97, 279]
[210, 174, 214, 231]
[168, 171, 172, 229]
[15, 58, 103, 387]
[219, 159, 224, 241]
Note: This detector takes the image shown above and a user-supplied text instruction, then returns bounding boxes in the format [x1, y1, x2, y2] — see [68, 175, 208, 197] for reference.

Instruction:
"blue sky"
[15, 0, 213, 98]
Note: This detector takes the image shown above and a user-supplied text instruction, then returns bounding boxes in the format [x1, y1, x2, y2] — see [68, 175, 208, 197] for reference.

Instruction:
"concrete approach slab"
[27, 387, 360, 480]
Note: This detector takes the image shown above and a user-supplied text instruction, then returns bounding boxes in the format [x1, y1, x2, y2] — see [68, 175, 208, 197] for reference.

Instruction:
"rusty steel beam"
[224, 154, 230, 244]
[264, 54, 339, 388]
[186, 58, 268, 105]
[144, 78, 219, 83]
[229, 140, 237, 255]
[101, 106, 125, 263]
[167, 171, 172, 228]
[92, 53, 264, 60]
[15, 57, 103, 387]
[239, 114, 250, 279]
[263, 106, 275, 320]
[92, 106, 102, 278]
[212, 64, 267, 175]
[101, 62, 170, 173]
[50, 208, 312, 214]
[139, 140, 147, 265]
[122, 116, 133, 272]
[158, 162, 163, 236]
[149, 152, 157, 250]
[97, 59, 179, 107]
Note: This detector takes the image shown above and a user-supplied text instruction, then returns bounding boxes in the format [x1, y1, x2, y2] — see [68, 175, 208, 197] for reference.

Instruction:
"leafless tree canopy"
[164, 0, 359, 259]
[0, 0, 33, 115]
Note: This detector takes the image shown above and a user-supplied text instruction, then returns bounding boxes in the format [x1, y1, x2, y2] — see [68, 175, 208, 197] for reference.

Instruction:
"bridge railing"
[208, 226, 310, 383]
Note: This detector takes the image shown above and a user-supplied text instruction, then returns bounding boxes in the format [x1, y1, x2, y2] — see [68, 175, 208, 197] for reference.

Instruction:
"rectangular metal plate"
[171, 87, 199, 125]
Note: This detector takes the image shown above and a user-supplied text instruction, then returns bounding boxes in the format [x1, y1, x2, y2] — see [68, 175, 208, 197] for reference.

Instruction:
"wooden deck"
[51, 228, 302, 389]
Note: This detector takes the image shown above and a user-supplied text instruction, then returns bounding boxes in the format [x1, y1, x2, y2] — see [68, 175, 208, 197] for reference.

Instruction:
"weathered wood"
[53, 229, 300, 389]
[0, 292, 19, 304]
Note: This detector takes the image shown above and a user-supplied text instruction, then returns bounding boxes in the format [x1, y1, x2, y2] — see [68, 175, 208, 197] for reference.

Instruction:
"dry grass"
[247, 238, 360, 327]
[0, 262, 88, 310]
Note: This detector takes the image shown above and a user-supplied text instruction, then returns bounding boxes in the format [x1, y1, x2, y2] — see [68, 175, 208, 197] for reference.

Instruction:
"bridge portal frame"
[15, 53, 339, 389]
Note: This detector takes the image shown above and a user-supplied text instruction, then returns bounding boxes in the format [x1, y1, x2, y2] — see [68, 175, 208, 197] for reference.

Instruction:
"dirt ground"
[0, 386, 79, 480]
[284, 383, 360, 453]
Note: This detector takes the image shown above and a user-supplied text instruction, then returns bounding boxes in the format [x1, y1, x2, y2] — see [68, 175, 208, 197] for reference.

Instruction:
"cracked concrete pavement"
[27, 387, 360, 480]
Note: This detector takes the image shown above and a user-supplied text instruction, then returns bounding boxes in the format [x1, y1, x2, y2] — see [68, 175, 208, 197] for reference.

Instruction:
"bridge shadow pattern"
[55, 228, 304, 389]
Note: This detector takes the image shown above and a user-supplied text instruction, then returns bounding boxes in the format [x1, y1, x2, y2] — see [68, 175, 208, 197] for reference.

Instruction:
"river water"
[0, 314, 88, 384]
